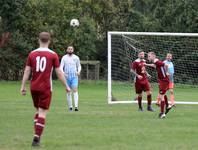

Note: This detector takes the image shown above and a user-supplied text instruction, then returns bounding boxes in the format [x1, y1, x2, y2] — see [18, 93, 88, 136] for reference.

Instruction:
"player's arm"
[130, 69, 143, 80]
[146, 71, 152, 78]
[60, 56, 68, 78]
[54, 54, 70, 91]
[145, 63, 156, 68]
[76, 57, 81, 76]
[20, 66, 31, 95]
[130, 62, 143, 79]
[55, 67, 70, 92]
[172, 62, 175, 74]
[164, 64, 170, 76]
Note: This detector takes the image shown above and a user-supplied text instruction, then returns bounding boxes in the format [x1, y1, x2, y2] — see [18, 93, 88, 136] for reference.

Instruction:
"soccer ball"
[70, 19, 80, 27]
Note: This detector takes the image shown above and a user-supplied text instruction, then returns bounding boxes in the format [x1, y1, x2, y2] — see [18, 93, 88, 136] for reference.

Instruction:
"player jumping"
[61, 46, 81, 111]
[20, 32, 70, 146]
[147, 52, 172, 119]
[131, 51, 154, 112]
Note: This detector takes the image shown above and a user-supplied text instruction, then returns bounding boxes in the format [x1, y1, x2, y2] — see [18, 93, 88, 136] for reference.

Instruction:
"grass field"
[0, 81, 198, 150]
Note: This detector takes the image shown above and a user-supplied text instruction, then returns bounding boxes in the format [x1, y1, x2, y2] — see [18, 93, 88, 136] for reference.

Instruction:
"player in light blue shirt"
[61, 46, 81, 111]
[164, 53, 175, 106]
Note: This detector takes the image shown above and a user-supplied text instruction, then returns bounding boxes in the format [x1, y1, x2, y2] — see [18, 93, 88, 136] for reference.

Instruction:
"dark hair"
[138, 50, 144, 54]
[39, 32, 51, 43]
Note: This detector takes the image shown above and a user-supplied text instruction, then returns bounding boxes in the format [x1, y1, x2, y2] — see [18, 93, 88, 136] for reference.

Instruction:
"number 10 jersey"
[26, 48, 60, 92]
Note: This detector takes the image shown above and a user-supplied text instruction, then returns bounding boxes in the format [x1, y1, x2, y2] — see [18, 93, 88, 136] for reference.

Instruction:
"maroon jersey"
[132, 58, 148, 84]
[26, 48, 60, 92]
[154, 59, 169, 82]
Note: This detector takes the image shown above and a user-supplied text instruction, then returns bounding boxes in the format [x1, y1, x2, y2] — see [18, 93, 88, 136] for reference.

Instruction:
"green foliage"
[0, 0, 28, 31]
[0, 0, 197, 80]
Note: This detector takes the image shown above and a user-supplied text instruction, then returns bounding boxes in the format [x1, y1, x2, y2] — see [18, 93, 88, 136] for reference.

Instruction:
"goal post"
[108, 31, 198, 105]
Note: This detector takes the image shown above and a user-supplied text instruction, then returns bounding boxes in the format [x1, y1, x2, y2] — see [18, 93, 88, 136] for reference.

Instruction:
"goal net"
[108, 32, 198, 105]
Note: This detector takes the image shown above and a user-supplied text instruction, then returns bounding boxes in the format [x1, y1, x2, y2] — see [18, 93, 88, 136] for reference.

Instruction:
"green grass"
[0, 81, 198, 150]
[112, 81, 198, 102]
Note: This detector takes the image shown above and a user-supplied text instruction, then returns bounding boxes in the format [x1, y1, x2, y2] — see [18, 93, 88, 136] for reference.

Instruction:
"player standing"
[147, 52, 172, 119]
[20, 32, 70, 146]
[156, 53, 175, 106]
[131, 51, 154, 112]
[60, 46, 81, 111]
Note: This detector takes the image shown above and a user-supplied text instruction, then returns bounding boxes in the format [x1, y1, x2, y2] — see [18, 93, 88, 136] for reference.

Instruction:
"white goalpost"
[108, 31, 198, 105]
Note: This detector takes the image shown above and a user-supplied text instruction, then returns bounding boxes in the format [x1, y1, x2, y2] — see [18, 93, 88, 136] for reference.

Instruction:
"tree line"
[0, 0, 197, 80]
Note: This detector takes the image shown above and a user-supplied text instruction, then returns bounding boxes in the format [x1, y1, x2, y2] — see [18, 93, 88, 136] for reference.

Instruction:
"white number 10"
[36, 56, 47, 72]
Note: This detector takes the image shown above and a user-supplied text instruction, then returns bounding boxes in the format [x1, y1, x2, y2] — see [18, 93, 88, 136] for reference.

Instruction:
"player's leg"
[32, 91, 51, 146]
[165, 94, 169, 109]
[33, 108, 48, 146]
[71, 77, 79, 111]
[165, 94, 173, 115]
[137, 93, 143, 111]
[169, 82, 175, 106]
[146, 91, 154, 111]
[34, 109, 39, 131]
[170, 89, 175, 106]
[159, 93, 166, 119]
[31, 91, 39, 137]
[135, 82, 143, 111]
[162, 81, 173, 115]
[165, 89, 174, 115]
[158, 81, 166, 118]
[66, 78, 73, 111]
[67, 91, 73, 111]
[145, 82, 154, 111]
[159, 81, 172, 118]
[156, 93, 160, 106]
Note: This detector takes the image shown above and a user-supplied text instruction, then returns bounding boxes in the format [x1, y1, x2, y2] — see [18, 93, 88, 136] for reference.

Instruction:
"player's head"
[166, 53, 172, 61]
[67, 46, 74, 55]
[39, 32, 51, 45]
[148, 52, 156, 62]
[138, 51, 144, 60]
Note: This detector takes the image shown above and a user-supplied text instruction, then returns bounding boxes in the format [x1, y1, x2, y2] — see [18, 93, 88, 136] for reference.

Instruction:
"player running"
[156, 53, 175, 106]
[147, 52, 172, 119]
[130, 51, 154, 112]
[61, 46, 81, 111]
[20, 32, 70, 146]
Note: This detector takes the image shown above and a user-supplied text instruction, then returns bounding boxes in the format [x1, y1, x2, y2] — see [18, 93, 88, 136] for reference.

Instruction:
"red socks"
[34, 117, 45, 139]
[164, 95, 169, 108]
[160, 101, 165, 113]
[34, 113, 38, 131]
[138, 96, 142, 108]
[147, 94, 152, 106]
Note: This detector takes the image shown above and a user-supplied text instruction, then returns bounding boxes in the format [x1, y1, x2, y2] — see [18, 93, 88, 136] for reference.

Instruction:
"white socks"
[67, 92, 79, 108]
[67, 93, 72, 108]
[74, 92, 79, 108]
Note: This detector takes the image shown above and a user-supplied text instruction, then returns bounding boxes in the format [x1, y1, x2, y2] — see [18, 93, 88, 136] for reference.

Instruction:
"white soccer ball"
[70, 19, 80, 27]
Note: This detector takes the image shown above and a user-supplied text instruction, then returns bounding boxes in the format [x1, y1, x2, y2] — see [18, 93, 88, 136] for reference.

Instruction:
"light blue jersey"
[164, 60, 174, 82]
[61, 54, 81, 89]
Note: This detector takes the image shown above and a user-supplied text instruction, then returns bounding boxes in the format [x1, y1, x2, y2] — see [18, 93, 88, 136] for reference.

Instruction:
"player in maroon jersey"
[147, 52, 172, 119]
[20, 32, 70, 146]
[131, 51, 154, 112]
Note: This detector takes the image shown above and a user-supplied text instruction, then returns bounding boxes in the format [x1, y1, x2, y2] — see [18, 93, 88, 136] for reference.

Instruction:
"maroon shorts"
[158, 81, 169, 95]
[135, 81, 151, 94]
[31, 90, 52, 110]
